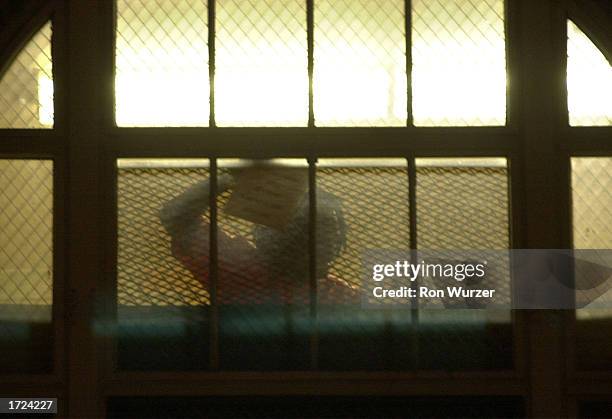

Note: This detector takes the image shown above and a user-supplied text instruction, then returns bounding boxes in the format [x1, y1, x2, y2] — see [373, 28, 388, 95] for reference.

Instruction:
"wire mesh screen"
[415, 158, 512, 370]
[316, 159, 413, 370]
[572, 158, 612, 326]
[573, 158, 612, 371]
[215, 0, 308, 126]
[117, 160, 212, 370]
[115, 0, 209, 126]
[117, 160, 210, 306]
[573, 158, 612, 250]
[0, 159, 53, 374]
[0, 22, 53, 128]
[115, 158, 513, 371]
[567, 20, 612, 127]
[216, 159, 311, 370]
[416, 159, 509, 250]
[314, 0, 406, 126]
[117, 159, 413, 307]
[412, 0, 506, 126]
[317, 160, 410, 297]
[0, 160, 53, 306]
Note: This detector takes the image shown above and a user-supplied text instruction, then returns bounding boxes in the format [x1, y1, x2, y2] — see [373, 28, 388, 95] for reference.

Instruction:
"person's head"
[253, 189, 346, 282]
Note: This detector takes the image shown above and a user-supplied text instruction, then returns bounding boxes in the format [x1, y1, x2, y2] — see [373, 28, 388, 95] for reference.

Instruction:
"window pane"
[116, 0, 209, 127]
[572, 158, 612, 370]
[415, 158, 512, 370]
[316, 159, 413, 370]
[0, 160, 53, 373]
[573, 158, 612, 250]
[117, 159, 211, 370]
[412, 0, 506, 126]
[567, 21, 612, 126]
[0, 23, 53, 128]
[314, 0, 407, 126]
[217, 159, 310, 370]
[215, 0, 308, 126]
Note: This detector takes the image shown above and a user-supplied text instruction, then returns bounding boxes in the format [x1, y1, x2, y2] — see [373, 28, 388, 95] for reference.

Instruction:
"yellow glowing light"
[567, 21, 612, 126]
[412, 65, 507, 126]
[38, 75, 54, 127]
[29, 6, 609, 128]
[314, 64, 406, 126]
[115, 71, 209, 127]
[411, 0, 507, 126]
[313, 0, 407, 126]
[214, 0, 308, 126]
[214, 68, 308, 126]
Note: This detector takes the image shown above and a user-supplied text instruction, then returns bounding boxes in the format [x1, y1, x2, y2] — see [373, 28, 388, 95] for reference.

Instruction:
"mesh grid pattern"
[216, 161, 313, 306]
[416, 164, 509, 249]
[415, 161, 511, 307]
[572, 158, 612, 320]
[115, 159, 512, 371]
[317, 164, 410, 297]
[117, 161, 411, 306]
[115, 0, 209, 126]
[573, 158, 612, 249]
[314, 0, 406, 126]
[412, 0, 506, 126]
[567, 20, 612, 126]
[0, 22, 53, 128]
[0, 160, 53, 305]
[414, 161, 511, 365]
[116, 160, 512, 307]
[117, 165, 211, 306]
[114, 1, 512, 127]
[215, 0, 308, 126]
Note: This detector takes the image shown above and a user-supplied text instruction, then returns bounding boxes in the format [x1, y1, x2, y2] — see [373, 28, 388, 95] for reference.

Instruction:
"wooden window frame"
[0, 0, 610, 417]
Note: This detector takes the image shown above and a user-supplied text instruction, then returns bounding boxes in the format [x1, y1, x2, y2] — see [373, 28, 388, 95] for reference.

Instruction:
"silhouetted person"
[159, 174, 359, 305]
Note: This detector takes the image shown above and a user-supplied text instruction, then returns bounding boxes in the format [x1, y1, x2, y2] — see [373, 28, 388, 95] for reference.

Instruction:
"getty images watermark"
[361, 249, 612, 309]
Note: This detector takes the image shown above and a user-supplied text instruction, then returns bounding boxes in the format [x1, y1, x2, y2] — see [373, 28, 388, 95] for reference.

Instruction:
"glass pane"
[215, 0, 308, 126]
[0, 160, 53, 373]
[0, 22, 53, 128]
[572, 157, 612, 370]
[316, 159, 413, 370]
[412, 0, 506, 126]
[116, 0, 209, 126]
[117, 159, 211, 370]
[573, 158, 612, 250]
[314, 0, 407, 126]
[415, 158, 512, 370]
[567, 21, 612, 126]
[217, 159, 310, 370]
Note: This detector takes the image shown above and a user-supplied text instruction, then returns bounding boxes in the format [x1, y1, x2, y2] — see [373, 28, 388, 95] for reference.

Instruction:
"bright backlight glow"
[38, 75, 54, 127]
[314, 0, 407, 126]
[412, 0, 507, 126]
[46, 3, 605, 128]
[567, 21, 612, 126]
[214, 0, 308, 126]
[116, 71, 209, 127]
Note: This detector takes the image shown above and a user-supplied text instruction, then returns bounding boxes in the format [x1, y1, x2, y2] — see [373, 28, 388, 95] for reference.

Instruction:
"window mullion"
[307, 0, 315, 128]
[208, 0, 216, 127]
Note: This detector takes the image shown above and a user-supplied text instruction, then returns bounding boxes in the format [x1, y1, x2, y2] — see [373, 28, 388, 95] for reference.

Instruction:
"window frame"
[0, 0, 610, 417]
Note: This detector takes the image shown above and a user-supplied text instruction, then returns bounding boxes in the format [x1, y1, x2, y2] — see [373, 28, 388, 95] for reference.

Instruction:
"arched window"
[0, 22, 52, 128]
[1, 1, 611, 417]
[567, 20, 612, 126]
